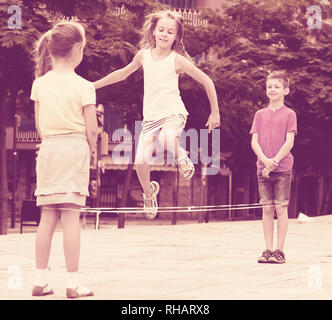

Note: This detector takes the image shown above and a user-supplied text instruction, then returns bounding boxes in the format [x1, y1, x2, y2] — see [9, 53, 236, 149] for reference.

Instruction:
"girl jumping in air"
[94, 10, 220, 219]
[31, 21, 98, 298]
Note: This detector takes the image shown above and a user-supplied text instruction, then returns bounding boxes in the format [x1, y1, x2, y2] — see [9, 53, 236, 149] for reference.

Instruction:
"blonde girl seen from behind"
[31, 21, 97, 298]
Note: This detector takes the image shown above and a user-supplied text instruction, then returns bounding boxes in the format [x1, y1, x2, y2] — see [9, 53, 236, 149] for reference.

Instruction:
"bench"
[20, 199, 40, 233]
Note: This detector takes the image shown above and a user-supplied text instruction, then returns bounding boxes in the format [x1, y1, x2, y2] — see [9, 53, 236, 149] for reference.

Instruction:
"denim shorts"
[257, 171, 292, 206]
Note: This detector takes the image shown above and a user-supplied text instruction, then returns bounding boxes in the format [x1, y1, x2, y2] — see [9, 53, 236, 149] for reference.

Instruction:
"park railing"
[110, 4, 208, 27]
[16, 129, 41, 143]
[174, 8, 208, 27]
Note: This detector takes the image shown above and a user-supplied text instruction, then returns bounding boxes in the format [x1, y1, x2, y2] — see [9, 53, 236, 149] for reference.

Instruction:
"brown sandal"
[143, 181, 160, 220]
[32, 284, 54, 296]
[66, 286, 94, 299]
[178, 155, 195, 179]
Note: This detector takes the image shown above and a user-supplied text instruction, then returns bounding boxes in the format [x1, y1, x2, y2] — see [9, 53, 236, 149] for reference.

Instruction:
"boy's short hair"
[266, 71, 290, 89]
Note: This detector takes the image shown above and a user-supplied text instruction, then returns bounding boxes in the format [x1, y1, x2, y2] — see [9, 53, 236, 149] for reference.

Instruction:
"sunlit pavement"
[1, 215, 332, 300]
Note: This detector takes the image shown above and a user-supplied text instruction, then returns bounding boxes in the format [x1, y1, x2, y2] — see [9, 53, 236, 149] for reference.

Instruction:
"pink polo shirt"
[250, 105, 297, 173]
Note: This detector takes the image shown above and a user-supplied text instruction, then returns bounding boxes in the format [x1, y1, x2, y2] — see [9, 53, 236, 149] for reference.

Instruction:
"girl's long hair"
[33, 21, 85, 78]
[139, 10, 193, 62]
[34, 30, 53, 79]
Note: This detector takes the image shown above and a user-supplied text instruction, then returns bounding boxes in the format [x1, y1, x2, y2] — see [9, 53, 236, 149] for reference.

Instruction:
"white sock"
[66, 271, 79, 289]
[66, 272, 91, 294]
[35, 268, 49, 287]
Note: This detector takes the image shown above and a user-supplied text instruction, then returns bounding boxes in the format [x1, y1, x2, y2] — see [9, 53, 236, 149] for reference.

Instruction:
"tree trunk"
[172, 170, 179, 225]
[118, 163, 134, 229]
[289, 172, 299, 218]
[316, 174, 324, 216]
[199, 166, 207, 223]
[10, 88, 18, 228]
[119, 163, 134, 207]
[243, 174, 250, 217]
[0, 92, 8, 235]
[252, 174, 259, 217]
[321, 176, 332, 215]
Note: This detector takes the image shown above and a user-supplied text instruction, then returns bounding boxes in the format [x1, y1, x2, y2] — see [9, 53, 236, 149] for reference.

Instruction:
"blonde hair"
[33, 21, 85, 78]
[267, 71, 290, 89]
[139, 10, 192, 62]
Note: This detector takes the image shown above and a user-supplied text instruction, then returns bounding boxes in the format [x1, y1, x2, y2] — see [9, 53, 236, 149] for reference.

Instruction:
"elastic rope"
[44, 202, 277, 214]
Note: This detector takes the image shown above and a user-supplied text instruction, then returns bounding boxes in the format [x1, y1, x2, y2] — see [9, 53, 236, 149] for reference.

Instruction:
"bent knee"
[160, 133, 179, 151]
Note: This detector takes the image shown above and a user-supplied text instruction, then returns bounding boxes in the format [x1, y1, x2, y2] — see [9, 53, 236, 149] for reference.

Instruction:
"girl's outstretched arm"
[175, 54, 220, 133]
[94, 50, 143, 89]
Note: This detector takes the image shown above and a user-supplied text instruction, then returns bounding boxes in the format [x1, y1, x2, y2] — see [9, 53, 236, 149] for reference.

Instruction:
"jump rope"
[44, 202, 279, 214]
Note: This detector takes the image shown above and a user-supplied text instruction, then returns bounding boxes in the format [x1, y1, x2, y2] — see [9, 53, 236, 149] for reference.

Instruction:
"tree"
[0, 1, 44, 234]
[0, 0, 164, 233]
[217, 0, 332, 176]
[1, 0, 331, 232]
[197, 0, 332, 214]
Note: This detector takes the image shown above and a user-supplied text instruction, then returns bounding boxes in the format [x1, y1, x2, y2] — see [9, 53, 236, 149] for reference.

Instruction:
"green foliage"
[201, 0, 332, 174]
[1, 0, 331, 175]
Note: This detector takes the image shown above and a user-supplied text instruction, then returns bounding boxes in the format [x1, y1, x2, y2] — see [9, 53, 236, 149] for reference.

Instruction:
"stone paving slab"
[0, 215, 332, 300]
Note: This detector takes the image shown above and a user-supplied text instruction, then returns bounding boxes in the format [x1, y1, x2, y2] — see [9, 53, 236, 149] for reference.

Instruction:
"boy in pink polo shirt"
[250, 71, 297, 264]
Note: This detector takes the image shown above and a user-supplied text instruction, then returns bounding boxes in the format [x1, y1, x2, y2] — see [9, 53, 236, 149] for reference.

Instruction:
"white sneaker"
[143, 181, 160, 220]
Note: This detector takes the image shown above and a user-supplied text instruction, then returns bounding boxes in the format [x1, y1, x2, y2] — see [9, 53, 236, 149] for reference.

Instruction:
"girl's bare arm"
[94, 50, 143, 89]
[83, 104, 98, 152]
[175, 55, 220, 132]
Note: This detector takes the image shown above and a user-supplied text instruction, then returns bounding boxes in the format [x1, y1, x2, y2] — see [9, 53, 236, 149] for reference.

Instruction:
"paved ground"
[1, 215, 332, 300]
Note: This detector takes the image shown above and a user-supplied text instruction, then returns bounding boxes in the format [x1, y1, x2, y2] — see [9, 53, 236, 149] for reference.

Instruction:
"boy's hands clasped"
[262, 158, 279, 178]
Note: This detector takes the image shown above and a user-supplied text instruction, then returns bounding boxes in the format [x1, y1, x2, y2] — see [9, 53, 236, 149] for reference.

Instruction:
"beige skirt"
[35, 133, 90, 207]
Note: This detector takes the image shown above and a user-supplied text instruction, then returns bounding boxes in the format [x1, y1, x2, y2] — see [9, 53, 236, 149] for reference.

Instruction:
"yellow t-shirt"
[30, 70, 96, 137]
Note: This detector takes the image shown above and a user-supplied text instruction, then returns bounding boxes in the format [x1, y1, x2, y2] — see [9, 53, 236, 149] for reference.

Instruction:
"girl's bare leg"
[60, 204, 81, 272]
[35, 205, 58, 269]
